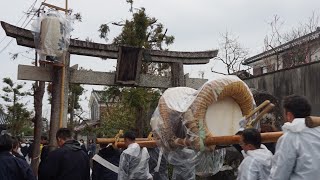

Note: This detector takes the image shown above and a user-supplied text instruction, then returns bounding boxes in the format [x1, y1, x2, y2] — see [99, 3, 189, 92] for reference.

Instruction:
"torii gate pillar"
[48, 53, 70, 148]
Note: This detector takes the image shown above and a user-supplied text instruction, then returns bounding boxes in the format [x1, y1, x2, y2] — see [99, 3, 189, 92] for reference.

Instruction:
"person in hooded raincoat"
[237, 128, 273, 180]
[148, 147, 168, 180]
[269, 95, 320, 180]
[118, 131, 152, 180]
[38, 128, 90, 180]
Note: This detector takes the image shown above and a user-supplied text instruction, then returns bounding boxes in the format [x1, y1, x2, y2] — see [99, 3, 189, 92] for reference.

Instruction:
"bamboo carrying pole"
[245, 100, 270, 120]
[96, 132, 284, 148]
[97, 138, 151, 144]
[97, 100, 280, 148]
[204, 131, 283, 146]
[305, 116, 320, 128]
[246, 103, 275, 128]
[97, 116, 320, 148]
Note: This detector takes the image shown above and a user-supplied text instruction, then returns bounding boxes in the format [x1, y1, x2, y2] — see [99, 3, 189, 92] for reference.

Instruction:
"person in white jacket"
[118, 131, 152, 180]
[237, 128, 273, 180]
[269, 95, 320, 180]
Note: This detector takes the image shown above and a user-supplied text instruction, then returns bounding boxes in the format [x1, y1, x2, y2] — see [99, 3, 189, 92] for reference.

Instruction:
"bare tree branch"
[214, 30, 249, 74]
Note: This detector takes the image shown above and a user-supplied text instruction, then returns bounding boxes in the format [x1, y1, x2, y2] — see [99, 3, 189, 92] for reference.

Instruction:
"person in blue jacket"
[38, 128, 90, 180]
[0, 134, 36, 180]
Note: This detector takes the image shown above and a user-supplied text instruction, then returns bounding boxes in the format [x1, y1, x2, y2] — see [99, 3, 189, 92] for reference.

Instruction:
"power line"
[20, 0, 39, 28]
[0, 39, 14, 54]
[0, 0, 38, 46]
[0, 0, 47, 53]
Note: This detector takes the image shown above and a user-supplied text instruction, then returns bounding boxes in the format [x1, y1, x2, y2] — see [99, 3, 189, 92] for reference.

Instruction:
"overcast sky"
[1, 0, 320, 119]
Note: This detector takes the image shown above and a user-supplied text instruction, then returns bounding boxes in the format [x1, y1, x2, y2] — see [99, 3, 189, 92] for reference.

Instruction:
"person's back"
[269, 95, 320, 180]
[88, 139, 96, 158]
[38, 128, 90, 180]
[20, 142, 29, 157]
[0, 134, 35, 180]
[120, 143, 151, 180]
[148, 147, 168, 180]
[118, 131, 152, 180]
[92, 144, 121, 180]
[270, 118, 320, 180]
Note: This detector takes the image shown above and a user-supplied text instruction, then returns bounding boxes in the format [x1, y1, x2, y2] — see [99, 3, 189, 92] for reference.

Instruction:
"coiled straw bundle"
[154, 76, 254, 151]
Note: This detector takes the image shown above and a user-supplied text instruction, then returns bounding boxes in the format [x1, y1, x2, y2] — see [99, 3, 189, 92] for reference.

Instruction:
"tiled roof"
[92, 90, 105, 103]
[243, 28, 320, 65]
[91, 90, 120, 104]
[74, 120, 99, 132]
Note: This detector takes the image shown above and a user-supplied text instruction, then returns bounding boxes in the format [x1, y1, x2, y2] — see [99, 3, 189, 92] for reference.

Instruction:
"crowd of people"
[1, 94, 320, 180]
[237, 95, 320, 180]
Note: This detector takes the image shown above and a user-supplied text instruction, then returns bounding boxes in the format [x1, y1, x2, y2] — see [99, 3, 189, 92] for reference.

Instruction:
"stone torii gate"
[1, 21, 217, 145]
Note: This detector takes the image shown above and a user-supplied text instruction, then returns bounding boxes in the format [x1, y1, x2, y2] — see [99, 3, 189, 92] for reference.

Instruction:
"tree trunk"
[69, 91, 75, 132]
[31, 51, 45, 176]
[135, 107, 144, 137]
[31, 80, 45, 176]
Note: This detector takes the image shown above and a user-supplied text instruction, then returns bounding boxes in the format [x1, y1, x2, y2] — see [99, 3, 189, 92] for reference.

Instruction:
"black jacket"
[12, 151, 26, 161]
[92, 146, 121, 180]
[38, 140, 90, 180]
[0, 151, 36, 180]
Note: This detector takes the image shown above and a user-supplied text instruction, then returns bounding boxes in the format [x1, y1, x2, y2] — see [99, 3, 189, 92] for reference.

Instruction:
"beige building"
[243, 28, 320, 76]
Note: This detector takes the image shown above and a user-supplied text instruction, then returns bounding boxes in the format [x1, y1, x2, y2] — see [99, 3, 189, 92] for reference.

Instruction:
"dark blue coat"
[38, 140, 90, 180]
[12, 151, 27, 161]
[0, 151, 36, 180]
[92, 146, 121, 180]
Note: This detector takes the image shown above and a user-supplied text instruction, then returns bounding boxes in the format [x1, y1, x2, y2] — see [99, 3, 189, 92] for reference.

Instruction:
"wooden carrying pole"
[96, 138, 151, 144]
[97, 116, 320, 148]
[204, 131, 283, 146]
[96, 132, 284, 148]
[245, 100, 270, 120]
[305, 116, 320, 128]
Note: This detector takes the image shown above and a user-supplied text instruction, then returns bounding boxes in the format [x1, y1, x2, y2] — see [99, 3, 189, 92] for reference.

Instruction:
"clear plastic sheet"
[148, 147, 169, 180]
[168, 148, 197, 180]
[118, 143, 152, 180]
[31, 10, 73, 60]
[195, 148, 226, 177]
[150, 75, 255, 177]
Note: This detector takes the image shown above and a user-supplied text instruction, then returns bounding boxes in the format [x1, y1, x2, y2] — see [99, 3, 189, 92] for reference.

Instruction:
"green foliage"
[68, 84, 85, 113]
[97, 103, 135, 137]
[3, 78, 14, 87]
[73, 13, 82, 22]
[1, 77, 32, 136]
[96, 1, 172, 137]
[112, 8, 174, 50]
[97, 86, 161, 137]
[21, 124, 34, 136]
[99, 24, 110, 41]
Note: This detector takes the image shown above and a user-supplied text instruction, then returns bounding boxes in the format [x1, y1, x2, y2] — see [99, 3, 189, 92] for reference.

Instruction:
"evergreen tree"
[1, 77, 32, 136]
[97, 1, 174, 137]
